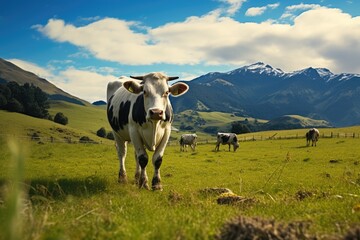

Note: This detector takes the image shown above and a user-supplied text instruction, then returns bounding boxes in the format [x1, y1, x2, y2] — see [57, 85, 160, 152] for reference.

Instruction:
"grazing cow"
[215, 132, 239, 152]
[179, 133, 198, 152]
[107, 72, 189, 190]
[306, 128, 320, 146]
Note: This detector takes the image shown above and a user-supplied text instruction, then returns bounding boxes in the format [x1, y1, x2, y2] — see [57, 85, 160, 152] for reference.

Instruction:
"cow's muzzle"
[149, 109, 164, 120]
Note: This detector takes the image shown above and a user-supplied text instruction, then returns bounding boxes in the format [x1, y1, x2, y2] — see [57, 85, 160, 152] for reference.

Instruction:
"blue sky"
[1, 0, 359, 102]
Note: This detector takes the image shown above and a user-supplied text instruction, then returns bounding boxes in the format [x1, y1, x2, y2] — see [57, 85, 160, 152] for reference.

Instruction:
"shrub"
[106, 132, 114, 140]
[96, 127, 107, 138]
[54, 112, 68, 125]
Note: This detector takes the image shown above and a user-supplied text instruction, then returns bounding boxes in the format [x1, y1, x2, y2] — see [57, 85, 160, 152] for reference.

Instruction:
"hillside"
[0, 110, 109, 144]
[171, 62, 360, 127]
[172, 110, 331, 134]
[0, 58, 88, 105]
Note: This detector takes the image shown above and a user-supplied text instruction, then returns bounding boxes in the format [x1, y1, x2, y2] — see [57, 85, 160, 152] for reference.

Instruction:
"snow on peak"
[227, 62, 284, 76]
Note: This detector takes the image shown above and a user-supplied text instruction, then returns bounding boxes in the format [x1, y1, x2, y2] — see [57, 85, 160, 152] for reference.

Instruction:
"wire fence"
[168, 132, 360, 145]
[2, 131, 360, 146]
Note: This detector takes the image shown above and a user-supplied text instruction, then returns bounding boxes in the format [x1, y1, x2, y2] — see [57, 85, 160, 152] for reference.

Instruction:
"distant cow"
[215, 133, 239, 152]
[306, 128, 320, 146]
[107, 72, 189, 190]
[179, 133, 197, 151]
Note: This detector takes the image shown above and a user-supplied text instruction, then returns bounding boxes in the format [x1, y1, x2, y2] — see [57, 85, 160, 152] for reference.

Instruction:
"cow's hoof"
[152, 184, 163, 191]
[134, 173, 140, 185]
[139, 183, 150, 190]
[139, 178, 150, 190]
[118, 178, 128, 184]
[118, 172, 128, 184]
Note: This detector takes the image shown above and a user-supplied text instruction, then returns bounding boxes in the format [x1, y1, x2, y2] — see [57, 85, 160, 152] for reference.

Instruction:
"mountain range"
[1, 58, 359, 127]
[171, 62, 360, 127]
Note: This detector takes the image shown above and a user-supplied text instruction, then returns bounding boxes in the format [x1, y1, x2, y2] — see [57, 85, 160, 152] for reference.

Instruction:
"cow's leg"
[137, 152, 149, 189]
[151, 129, 171, 191]
[131, 134, 149, 189]
[134, 152, 140, 185]
[114, 134, 127, 183]
[228, 143, 231, 151]
[215, 143, 220, 151]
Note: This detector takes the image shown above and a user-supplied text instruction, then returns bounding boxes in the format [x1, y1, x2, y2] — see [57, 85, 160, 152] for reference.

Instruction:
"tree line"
[0, 81, 68, 125]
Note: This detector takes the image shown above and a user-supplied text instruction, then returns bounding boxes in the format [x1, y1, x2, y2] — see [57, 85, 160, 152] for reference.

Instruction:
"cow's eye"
[163, 91, 169, 97]
[143, 90, 147, 96]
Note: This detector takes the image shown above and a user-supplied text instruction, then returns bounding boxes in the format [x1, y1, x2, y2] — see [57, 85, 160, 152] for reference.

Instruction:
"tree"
[7, 98, 24, 113]
[231, 121, 251, 134]
[0, 82, 49, 118]
[54, 112, 68, 125]
[96, 127, 107, 138]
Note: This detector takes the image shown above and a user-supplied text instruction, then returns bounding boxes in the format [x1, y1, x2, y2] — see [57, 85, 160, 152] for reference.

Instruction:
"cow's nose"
[149, 109, 163, 120]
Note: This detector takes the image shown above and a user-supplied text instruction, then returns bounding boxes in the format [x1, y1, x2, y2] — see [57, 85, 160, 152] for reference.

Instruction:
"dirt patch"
[295, 190, 314, 201]
[199, 187, 255, 206]
[215, 216, 315, 240]
[217, 193, 255, 205]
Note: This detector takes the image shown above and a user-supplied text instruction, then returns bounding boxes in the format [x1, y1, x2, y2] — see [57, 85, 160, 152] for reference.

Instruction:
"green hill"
[0, 108, 110, 144]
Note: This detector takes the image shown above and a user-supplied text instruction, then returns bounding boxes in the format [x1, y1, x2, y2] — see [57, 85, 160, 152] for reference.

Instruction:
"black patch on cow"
[232, 136, 238, 143]
[118, 101, 131, 130]
[107, 96, 131, 132]
[138, 154, 148, 169]
[221, 135, 230, 143]
[107, 96, 119, 131]
[165, 104, 173, 123]
[132, 94, 146, 126]
[154, 156, 163, 169]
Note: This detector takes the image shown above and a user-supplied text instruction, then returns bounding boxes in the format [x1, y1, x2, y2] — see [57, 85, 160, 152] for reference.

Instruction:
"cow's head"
[123, 72, 189, 121]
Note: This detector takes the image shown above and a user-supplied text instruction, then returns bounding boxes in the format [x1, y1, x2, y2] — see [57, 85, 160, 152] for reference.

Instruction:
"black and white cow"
[306, 128, 320, 146]
[215, 132, 239, 152]
[107, 72, 189, 190]
[179, 133, 198, 152]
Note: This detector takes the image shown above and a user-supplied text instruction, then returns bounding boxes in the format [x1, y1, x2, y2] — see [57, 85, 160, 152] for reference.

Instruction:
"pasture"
[1, 133, 360, 239]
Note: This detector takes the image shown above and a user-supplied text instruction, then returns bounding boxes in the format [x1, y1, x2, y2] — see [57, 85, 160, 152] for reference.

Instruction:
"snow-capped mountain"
[171, 63, 360, 126]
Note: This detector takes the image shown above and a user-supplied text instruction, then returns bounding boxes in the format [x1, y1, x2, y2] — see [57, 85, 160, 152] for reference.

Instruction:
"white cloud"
[7, 59, 53, 79]
[245, 6, 267, 16]
[268, 3, 280, 9]
[34, 7, 360, 74]
[218, 0, 247, 16]
[56, 68, 118, 102]
[246, 3, 280, 17]
[281, 3, 321, 20]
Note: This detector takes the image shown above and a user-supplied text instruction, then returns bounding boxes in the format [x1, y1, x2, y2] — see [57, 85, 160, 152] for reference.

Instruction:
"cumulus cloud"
[245, 3, 279, 17]
[34, 7, 360, 73]
[56, 68, 118, 102]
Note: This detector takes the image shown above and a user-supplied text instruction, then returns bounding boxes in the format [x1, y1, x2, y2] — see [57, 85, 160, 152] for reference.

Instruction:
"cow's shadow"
[0, 176, 107, 202]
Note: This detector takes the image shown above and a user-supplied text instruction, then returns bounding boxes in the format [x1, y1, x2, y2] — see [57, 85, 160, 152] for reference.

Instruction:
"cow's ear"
[169, 82, 189, 97]
[123, 81, 143, 94]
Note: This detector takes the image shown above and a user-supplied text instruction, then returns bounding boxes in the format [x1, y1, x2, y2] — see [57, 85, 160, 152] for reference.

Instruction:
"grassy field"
[1, 106, 360, 239]
[1, 130, 360, 239]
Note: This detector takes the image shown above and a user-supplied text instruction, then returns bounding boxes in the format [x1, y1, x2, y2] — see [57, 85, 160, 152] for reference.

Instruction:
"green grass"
[49, 101, 110, 135]
[1, 133, 360, 239]
[1, 106, 360, 239]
